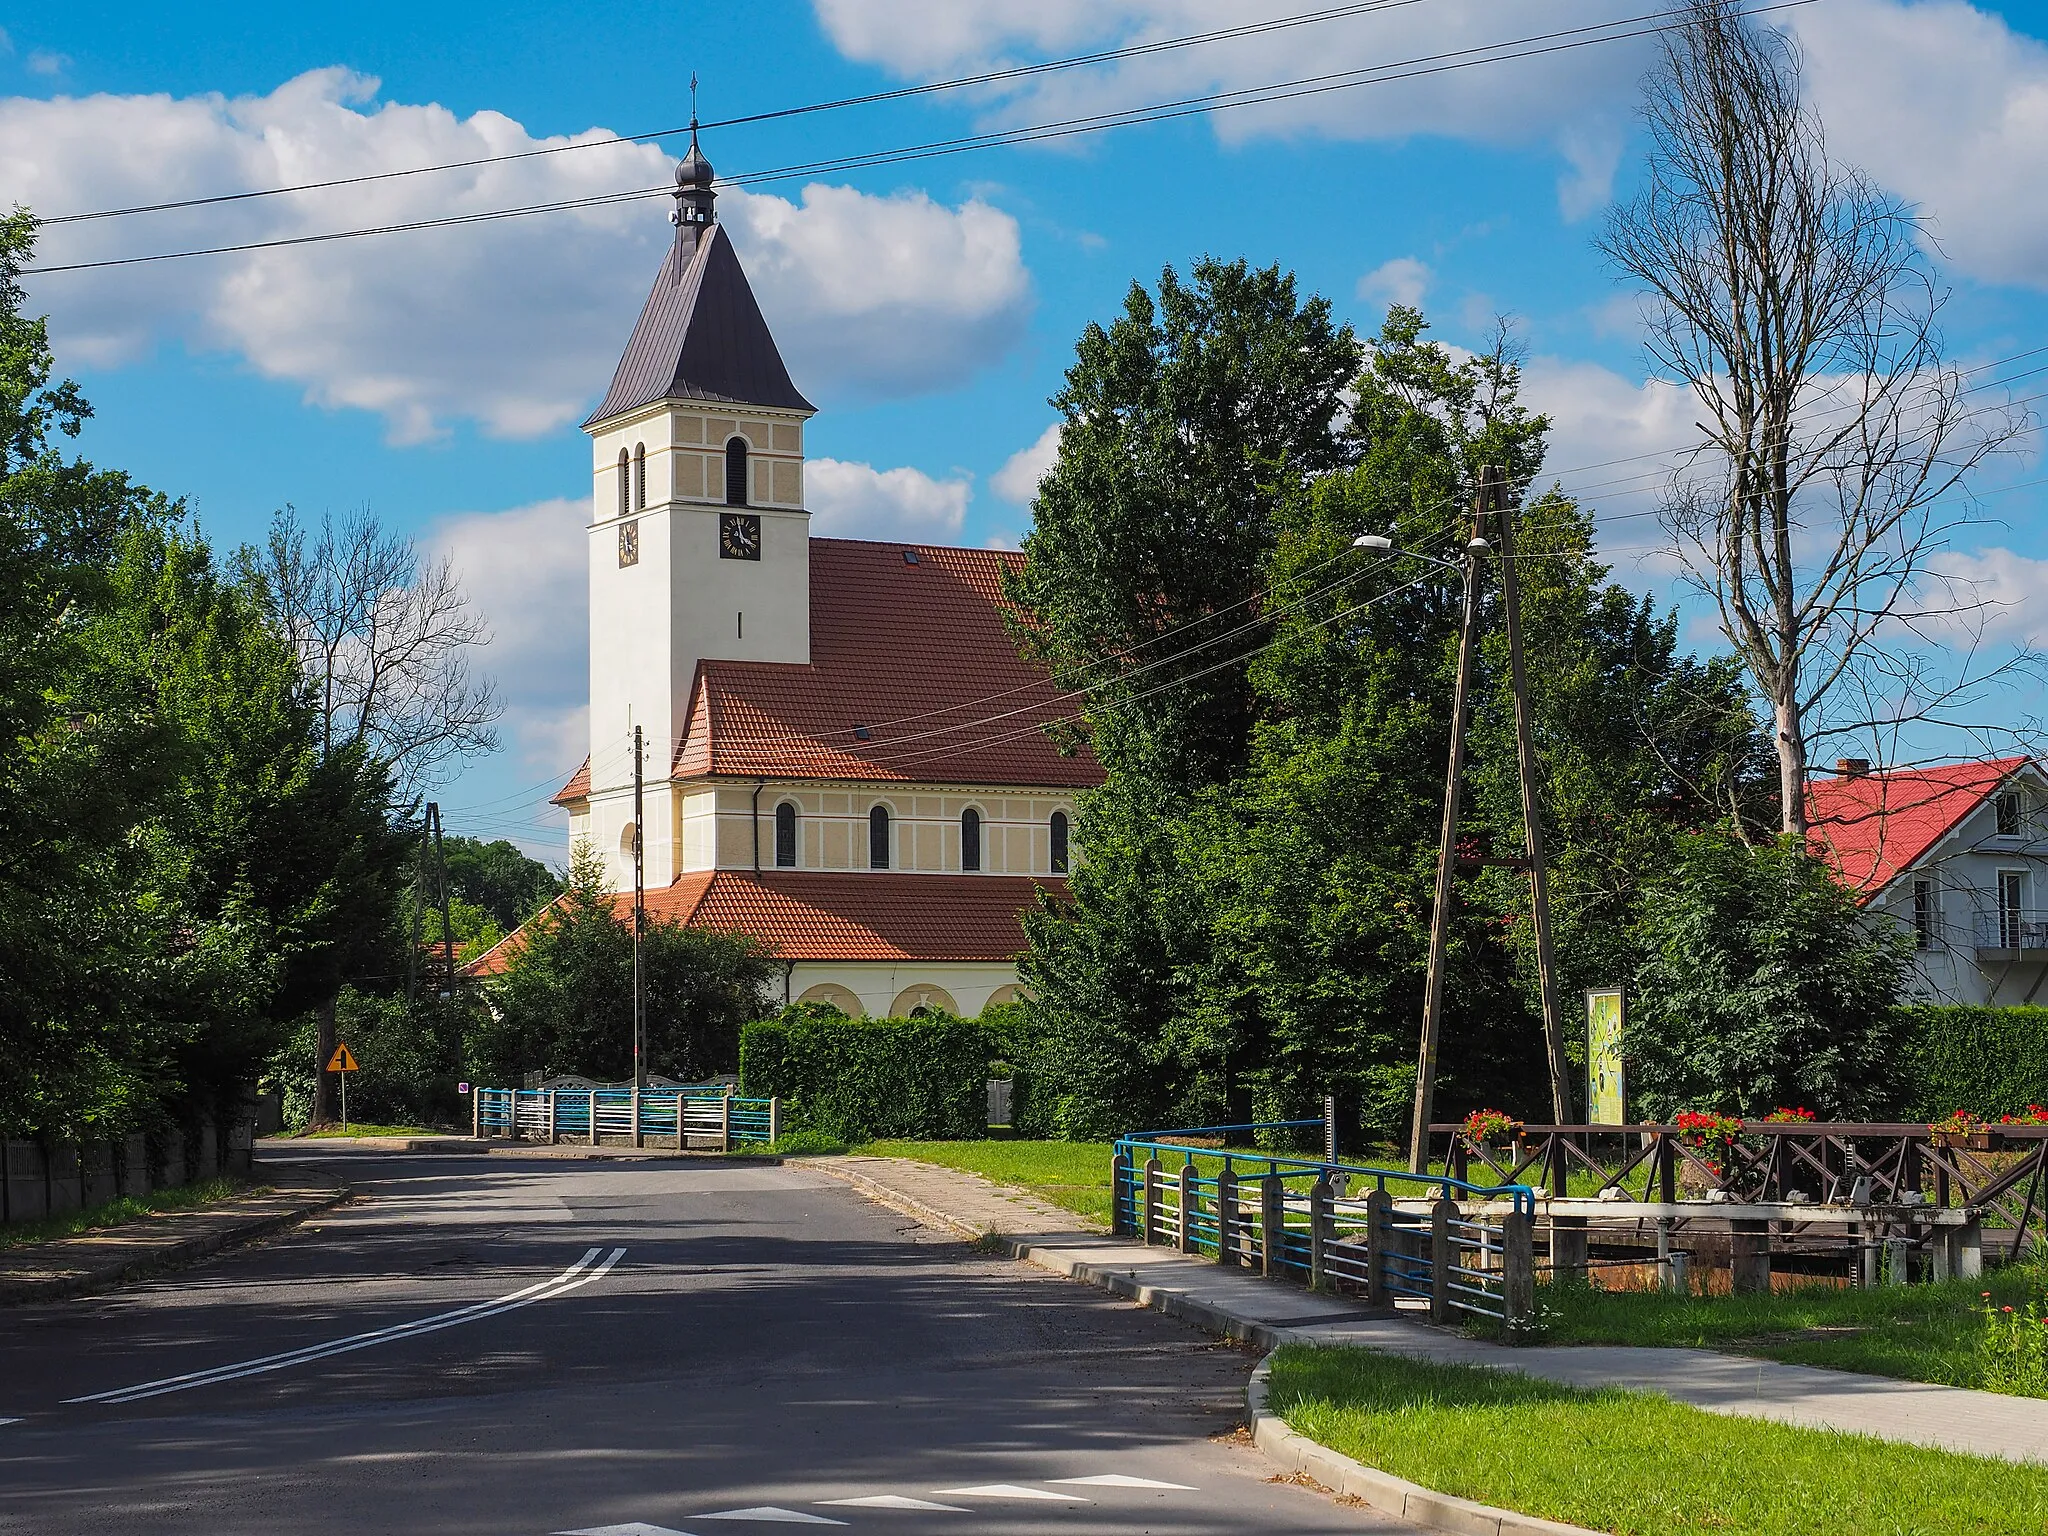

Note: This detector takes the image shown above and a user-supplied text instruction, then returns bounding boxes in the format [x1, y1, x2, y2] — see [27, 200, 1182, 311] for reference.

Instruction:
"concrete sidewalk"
[816, 1155, 2048, 1466]
[0, 1164, 346, 1305]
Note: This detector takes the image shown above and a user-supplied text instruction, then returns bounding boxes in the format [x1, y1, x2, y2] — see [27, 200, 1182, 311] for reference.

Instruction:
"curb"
[817, 1160, 1601, 1536]
[1246, 1350, 1602, 1536]
[0, 1170, 350, 1307]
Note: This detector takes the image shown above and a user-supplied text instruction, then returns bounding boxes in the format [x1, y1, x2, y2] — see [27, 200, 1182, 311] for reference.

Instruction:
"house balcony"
[1972, 909, 2048, 961]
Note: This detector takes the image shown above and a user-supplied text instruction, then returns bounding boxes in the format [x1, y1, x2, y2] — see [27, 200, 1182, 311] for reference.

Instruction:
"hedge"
[739, 1005, 1008, 1140]
[1899, 1005, 2048, 1121]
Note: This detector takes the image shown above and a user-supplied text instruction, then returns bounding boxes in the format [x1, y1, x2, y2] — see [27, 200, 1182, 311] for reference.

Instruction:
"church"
[472, 130, 1098, 1018]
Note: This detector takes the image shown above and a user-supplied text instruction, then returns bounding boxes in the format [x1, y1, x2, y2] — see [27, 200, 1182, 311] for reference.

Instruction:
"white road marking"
[67, 1247, 626, 1405]
[1051, 1475, 1198, 1489]
[694, 1511, 844, 1525]
[931, 1485, 1088, 1501]
[817, 1496, 969, 1512]
[555, 1525, 695, 1536]
[0, 1418, 20, 1427]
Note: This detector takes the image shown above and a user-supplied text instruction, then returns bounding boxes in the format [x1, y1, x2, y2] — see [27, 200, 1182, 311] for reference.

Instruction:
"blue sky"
[8, 0, 2048, 857]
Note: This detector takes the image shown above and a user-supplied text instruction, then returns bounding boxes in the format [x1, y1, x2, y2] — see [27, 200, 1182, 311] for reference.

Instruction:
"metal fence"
[474, 1087, 779, 1152]
[1111, 1122, 1538, 1331]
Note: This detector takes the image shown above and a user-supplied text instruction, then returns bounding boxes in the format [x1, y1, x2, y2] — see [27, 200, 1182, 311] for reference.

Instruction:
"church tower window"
[1050, 810, 1069, 873]
[961, 807, 982, 872]
[774, 801, 798, 867]
[633, 444, 647, 510]
[616, 449, 630, 518]
[868, 804, 891, 869]
[726, 437, 749, 506]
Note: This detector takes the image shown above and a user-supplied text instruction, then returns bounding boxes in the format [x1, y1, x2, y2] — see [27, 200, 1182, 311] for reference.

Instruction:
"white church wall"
[786, 961, 1024, 1019]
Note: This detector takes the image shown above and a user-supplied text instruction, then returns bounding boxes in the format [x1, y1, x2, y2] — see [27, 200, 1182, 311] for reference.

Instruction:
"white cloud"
[25, 49, 67, 76]
[1356, 256, 1431, 310]
[8, 70, 1031, 442]
[1920, 546, 2048, 645]
[810, 0, 1654, 209]
[1792, 0, 2048, 291]
[991, 421, 1062, 504]
[807, 457, 972, 540]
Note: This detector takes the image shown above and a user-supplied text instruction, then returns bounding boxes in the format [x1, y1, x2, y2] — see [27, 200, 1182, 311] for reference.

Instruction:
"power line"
[22, 2, 1817, 277]
[40, 0, 1435, 227]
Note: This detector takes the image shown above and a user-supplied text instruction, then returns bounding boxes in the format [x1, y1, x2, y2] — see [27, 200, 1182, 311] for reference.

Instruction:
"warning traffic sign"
[326, 1044, 358, 1073]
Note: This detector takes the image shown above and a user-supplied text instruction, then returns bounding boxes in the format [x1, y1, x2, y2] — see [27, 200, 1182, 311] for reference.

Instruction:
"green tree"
[473, 843, 778, 1084]
[1627, 829, 1911, 1120]
[440, 835, 560, 930]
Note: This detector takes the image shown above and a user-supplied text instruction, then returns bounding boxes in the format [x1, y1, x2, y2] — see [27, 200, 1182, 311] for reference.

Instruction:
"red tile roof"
[1806, 757, 2029, 896]
[551, 757, 591, 806]
[674, 538, 1101, 787]
[465, 870, 1062, 977]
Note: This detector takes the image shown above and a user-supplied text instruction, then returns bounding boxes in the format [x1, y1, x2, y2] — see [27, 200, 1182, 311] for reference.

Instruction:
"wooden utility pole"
[1408, 491, 1487, 1174]
[1491, 468, 1573, 1123]
[430, 801, 453, 999]
[632, 724, 646, 1095]
[405, 815, 429, 1006]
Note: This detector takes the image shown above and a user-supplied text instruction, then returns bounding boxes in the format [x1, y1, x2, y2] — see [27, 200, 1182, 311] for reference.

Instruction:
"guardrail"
[474, 1086, 780, 1152]
[1111, 1123, 1538, 1331]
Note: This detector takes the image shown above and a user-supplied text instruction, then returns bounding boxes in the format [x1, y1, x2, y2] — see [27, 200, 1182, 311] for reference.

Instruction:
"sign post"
[1585, 989, 1625, 1125]
[327, 1043, 359, 1132]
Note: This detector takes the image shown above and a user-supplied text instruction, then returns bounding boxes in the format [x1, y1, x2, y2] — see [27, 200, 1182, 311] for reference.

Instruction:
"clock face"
[617, 519, 639, 568]
[720, 512, 762, 561]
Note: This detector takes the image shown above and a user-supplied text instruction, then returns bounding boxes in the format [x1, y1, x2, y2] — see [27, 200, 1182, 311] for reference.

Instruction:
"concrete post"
[1730, 1218, 1771, 1296]
[720, 1093, 733, 1153]
[1309, 1176, 1330, 1291]
[1177, 1162, 1198, 1254]
[471, 1089, 480, 1140]
[1502, 1210, 1535, 1334]
[1215, 1166, 1239, 1267]
[1261, 1173, 1285, 1276]
[769, 1097, 783, 1145]
[547, 1091, 558, 1145]
[631, 1088, 643, 1149]
[1549, 1214, 1589, 1286]
[1142, 1156, 1162, 1246]
[589, 1090, 599, 1147]
[1110, 1149, 1133, 1236]
[1958, 1215, 1983, 1279]
[1430, 1198, 1455, 1324]
[1365, 1188, 1394, 1306]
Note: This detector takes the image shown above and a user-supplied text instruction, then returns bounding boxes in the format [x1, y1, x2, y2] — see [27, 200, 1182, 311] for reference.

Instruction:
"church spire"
[672, 80, 715, 232]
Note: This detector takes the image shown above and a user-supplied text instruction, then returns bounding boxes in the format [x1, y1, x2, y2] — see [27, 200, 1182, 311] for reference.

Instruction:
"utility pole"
[405, 814, 429, 1006]
[632, 724, 646, 1095]
[1492, 468, 1573, 1124]
[430, 802, 453, 999]
[1408, 489, 1487, 1174]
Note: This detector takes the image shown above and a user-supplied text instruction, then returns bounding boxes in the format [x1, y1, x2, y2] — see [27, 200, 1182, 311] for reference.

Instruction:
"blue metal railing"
[474, 1086, 780, 1148]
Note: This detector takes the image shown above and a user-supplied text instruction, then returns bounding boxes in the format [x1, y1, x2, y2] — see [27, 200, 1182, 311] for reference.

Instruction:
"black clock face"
[720, 512, 762, 561]
[617, 519, 639, 568]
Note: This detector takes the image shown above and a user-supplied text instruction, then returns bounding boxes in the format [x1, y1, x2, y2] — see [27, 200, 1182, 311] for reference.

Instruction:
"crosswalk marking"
[555, 1524, 694, 1536]
[816, 1497, 970, 1512]
[1051, 1475, 1199, 1489]
[931, 1485, 1088, 1501]
[694, 1510, 845, 1525]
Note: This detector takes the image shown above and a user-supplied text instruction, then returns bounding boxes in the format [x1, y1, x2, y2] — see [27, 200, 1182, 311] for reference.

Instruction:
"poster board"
[1585, 988, 1625, 1125]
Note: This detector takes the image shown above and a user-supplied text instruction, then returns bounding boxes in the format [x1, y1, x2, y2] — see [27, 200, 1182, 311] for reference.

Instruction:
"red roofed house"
[472, 128, 1097, 1017]
[1807, 755, 2048, 1004]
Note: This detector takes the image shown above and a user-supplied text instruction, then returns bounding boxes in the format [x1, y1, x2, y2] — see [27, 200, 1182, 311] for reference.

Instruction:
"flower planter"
[1932, 1130, 1997, 1151]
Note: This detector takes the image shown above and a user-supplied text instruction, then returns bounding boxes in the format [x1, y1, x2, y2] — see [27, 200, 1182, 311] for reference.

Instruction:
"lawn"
[1268, 1344, 2048, 1536]
[1528, 1266, 2048, 1397]
[0, 1175, 262, 1251]
[295, 1123, 446, 1139]
[853, 1139, 1118, 1225]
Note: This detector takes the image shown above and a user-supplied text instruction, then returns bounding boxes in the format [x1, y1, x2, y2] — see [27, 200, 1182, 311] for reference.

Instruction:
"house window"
[2000, 870, 2026, 949]
[1912, 877, 1937, 950]
[633, 443, 647, 510]
[616, 449, 630, 517]
[1997, 791, 2024, 836]
[1050, 810, 1069, 874]
[726, 438, 749, 507]
[774, 802, 797, 868]
[961, 807, 982, 872]
[869, 804, 891, 870]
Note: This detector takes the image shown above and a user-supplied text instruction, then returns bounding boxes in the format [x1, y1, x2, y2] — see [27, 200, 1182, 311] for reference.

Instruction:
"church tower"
[579, 125, 815, 890]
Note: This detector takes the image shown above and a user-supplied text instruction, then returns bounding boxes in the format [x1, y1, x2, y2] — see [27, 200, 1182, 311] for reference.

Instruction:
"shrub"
[1898, 1006, 2048, 1123]
[269, 987, 475, 1129]
[739, 1005, 998, 1140]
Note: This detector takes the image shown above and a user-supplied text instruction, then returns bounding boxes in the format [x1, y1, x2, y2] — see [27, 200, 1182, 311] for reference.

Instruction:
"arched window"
[1050, 810, 1069, 873]
[617, 449, 630, 518]
[725, 437, 749, 506]
[868, 804, 891, 869]
[774, 801, 798, 868]
[633, 443, 647, 510]
[961, 807, 982, 872]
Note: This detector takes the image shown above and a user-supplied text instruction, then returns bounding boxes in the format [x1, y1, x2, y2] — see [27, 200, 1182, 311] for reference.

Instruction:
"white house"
[1809, 755, 2048, 1005]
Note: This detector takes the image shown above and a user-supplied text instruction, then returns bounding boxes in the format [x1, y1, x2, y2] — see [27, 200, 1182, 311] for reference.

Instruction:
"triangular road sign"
[326, 1044, 358, 1072]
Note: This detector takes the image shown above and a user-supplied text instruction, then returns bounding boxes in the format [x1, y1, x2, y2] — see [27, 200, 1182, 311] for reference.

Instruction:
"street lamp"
[1352, 531, 1491, 563]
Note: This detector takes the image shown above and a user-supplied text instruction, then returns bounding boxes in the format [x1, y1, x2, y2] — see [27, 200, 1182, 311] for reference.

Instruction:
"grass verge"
[0, 1175, 263, 1251]
[1528, 1266, 2048, 1397]
[294, 1123, 445, 1139]
[853, 1139, 1118, 1225]
[1269, 1344, 2048, 1536]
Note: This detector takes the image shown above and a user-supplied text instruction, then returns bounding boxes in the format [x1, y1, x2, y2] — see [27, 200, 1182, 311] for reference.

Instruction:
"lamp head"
[1352, 533, 1395, 551]
[1466, 536, 1492, 554]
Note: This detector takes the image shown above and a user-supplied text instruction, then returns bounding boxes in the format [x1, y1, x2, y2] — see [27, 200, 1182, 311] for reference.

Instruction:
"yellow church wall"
[786, 961, 1026, 1019]
[679, 782, 1079, 876]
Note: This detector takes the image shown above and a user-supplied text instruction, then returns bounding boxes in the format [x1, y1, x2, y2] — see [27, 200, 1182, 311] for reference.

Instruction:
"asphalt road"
[0, 1147, 1411, 1535]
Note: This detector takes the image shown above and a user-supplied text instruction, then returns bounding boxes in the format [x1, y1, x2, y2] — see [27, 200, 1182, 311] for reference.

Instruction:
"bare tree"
[1599, 0, 2032, 835]
[251, 505, 502, 1120]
